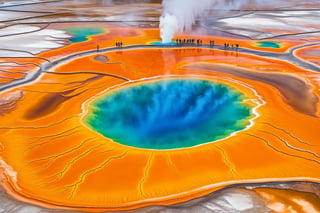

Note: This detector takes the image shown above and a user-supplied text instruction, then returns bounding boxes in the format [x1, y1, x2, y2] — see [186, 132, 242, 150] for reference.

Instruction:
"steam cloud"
[160, 0, 251, 43]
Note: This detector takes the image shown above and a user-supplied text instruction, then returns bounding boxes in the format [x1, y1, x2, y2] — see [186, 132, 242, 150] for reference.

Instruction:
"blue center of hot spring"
[84, 79, 252, 150]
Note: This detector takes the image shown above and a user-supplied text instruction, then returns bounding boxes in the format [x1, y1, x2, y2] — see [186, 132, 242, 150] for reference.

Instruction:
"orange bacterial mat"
[0, 25, 319, 212]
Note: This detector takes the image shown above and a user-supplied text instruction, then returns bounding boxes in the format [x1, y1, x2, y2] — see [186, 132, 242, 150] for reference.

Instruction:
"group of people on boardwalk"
[224, 43, 239, 50]
[115, 42, 123, 47]
[96, 42, 123, 52]
[175, 38, 203, 46]
[174, 38, 239, 51]
[96, 39, 239, 52]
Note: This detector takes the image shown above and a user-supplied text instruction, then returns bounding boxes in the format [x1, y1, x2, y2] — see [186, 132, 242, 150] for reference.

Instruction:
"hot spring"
[84, 79, 253, 150]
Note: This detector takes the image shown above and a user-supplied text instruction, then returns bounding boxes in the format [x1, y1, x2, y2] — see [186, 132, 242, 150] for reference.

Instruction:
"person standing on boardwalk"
[210, 40, 215, 47]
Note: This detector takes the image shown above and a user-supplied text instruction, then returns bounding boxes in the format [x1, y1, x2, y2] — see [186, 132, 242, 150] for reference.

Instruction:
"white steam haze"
[160, 0, 251, 43]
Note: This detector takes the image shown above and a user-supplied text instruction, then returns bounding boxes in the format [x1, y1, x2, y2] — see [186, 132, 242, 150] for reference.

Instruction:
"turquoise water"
[63, 27, 105, 43]
[151, 41, 177, 45]
[256, 41, 281, 48]
[84, 79, 252, 150]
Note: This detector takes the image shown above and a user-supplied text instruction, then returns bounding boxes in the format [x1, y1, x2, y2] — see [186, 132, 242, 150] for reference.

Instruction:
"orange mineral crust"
[0, 58, 45, 84]
[0, 26, 320, 211]
[253, 187, 320, 213]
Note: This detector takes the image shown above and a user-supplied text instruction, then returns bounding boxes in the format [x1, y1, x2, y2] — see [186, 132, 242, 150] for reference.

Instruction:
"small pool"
[63, 27, 105, 43]
[256, 41, 281, 48]
[84, 79, 252, 150]
[151, 41, 177, 45]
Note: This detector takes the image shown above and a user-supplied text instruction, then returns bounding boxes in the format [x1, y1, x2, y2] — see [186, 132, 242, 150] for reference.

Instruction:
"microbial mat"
[85, 79, 252, 149]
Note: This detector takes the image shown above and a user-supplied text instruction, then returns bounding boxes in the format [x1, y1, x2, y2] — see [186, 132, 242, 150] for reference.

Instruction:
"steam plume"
[160, 0, 251, 43]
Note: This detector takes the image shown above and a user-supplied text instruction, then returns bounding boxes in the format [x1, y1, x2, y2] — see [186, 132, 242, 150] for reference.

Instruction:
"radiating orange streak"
[0, 79, 14, 83]
[0, 58, 45, 64]
[294, 45, 320, 68]
[0, 26, 319, 211]
[0, 58, 45, 84]
[0, 72, 25, 78]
